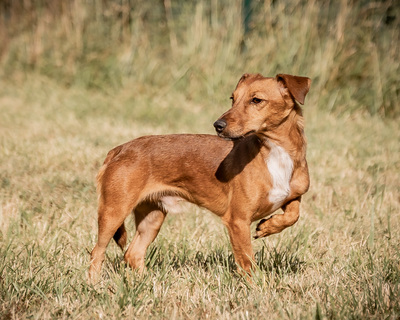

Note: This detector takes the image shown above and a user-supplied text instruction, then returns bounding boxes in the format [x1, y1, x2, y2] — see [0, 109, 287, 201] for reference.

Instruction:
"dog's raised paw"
[254, 217, 273, 239]
[255, 218, 268, 231]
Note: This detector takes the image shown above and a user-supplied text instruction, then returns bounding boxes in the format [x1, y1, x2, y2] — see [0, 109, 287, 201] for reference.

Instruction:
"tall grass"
[0, 0, 399, 116]
[0, 0, 400, 319]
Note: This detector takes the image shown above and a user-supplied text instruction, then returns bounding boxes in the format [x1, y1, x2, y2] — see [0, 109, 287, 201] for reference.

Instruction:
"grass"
[1, 70, 399, 320]
[1, 0, 399, 116]
[1, 0, 400, 319]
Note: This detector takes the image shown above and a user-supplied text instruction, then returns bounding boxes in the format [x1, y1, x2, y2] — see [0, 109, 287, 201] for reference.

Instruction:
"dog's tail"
[96, 145, 123, 196]
[96, 145, 127, 250]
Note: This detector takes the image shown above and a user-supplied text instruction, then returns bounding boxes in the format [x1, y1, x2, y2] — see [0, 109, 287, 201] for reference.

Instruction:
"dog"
[89, 73, 311, 282]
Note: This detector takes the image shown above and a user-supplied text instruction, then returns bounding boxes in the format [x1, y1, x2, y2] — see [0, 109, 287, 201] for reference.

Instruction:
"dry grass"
[0, 73, 399, 319]
[1, 0, 399, 116]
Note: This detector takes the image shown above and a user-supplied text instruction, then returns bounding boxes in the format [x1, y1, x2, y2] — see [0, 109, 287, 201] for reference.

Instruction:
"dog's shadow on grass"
[106, 244, 305, 278]
[141, 245, 306, 275]
[106, 244, 305, 279]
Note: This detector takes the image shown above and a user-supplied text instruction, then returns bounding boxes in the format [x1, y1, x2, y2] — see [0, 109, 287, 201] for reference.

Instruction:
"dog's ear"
[276, 74, 311, 105]
[235, 73, 250, 88]
[236, 73, 264, 88]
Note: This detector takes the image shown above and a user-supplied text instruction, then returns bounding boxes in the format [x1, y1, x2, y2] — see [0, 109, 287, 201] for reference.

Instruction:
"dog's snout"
[213, 119, 227, 133]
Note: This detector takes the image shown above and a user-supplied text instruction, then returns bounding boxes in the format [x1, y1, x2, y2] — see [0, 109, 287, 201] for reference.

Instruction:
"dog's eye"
[251, 97, 262, 104]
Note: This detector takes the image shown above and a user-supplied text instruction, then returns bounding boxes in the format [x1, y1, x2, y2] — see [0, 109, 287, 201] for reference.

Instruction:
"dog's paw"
[254, 217, 273, 239]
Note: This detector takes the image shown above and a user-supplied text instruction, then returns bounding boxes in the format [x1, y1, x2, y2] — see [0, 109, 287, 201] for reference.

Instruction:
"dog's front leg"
[254, 197, 301, 239]
[223, 217, 254, 274]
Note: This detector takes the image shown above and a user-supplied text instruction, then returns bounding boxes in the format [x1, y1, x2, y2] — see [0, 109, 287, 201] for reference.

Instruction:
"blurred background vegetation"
[0, 0, 399, 118]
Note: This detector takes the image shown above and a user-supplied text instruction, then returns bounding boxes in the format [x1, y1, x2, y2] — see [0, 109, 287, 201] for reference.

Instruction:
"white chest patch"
[266, 141, 293, 211]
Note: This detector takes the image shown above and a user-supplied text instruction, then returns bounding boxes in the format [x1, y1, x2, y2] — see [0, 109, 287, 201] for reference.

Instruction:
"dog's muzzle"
[213, 119, 227, 134]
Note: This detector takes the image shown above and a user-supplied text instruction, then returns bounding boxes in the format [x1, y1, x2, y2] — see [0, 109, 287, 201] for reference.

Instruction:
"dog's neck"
[259, 106, 306, 165]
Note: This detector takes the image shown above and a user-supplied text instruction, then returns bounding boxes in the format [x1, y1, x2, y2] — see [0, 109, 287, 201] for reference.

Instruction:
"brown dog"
[89, 73, 311, 282]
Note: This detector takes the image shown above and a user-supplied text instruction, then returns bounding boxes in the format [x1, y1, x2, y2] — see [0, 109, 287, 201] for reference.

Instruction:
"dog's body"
[89, 73, 311, 281]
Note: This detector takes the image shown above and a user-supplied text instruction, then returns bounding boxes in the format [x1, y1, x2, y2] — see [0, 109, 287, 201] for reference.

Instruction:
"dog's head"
[213, 73, 311, 140]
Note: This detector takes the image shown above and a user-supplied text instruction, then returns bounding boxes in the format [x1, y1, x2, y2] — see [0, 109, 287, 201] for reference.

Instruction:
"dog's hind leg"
[89, 200, 134, 283]
[124, 202, 167, 273]
[254, 197, 301, 239]
[113, 223, 127, 250]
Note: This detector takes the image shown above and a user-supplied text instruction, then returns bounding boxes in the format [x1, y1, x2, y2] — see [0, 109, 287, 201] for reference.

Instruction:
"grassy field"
[1, 1, 400, 319]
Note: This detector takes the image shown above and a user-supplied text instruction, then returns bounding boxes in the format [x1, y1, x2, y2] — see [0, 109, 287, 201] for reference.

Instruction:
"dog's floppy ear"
[276, 74, 311, 105]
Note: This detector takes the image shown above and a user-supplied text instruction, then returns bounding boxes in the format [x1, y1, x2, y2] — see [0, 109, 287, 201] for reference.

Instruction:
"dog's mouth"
[217, 130, 256, 141]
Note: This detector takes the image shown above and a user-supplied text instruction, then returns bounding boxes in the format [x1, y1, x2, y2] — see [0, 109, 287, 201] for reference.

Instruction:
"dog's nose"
[213, 119, 227, 133]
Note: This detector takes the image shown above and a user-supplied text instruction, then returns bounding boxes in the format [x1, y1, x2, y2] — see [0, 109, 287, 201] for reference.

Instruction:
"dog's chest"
[265, 141, 293, 211]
